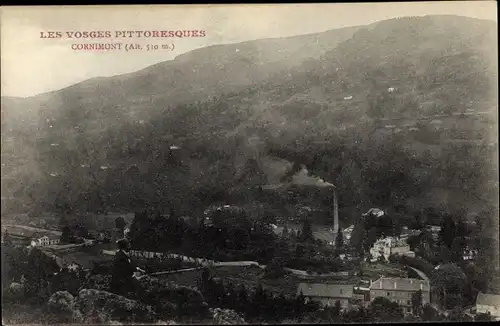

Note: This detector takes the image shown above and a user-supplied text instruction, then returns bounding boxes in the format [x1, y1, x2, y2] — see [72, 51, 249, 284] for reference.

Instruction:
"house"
[342, 225, 355, 244]
[48, 235, 60, 245]
[463, 248, 478, 261]
[369, 277, 431, 314]
[369, 237, 413, 262]
[363, 208, 385, 218]
[30, 234, 60, 247]
[67, 261, 83, 272]
[476, 292, 500, 320]
[297, 283, 354, 310]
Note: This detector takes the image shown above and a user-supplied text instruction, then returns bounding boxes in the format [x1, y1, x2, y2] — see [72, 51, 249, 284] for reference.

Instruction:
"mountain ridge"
[1, 15, 497, 222]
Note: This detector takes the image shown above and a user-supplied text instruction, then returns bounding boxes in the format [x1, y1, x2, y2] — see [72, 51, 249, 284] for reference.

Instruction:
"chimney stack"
[333, 187, 339, 239]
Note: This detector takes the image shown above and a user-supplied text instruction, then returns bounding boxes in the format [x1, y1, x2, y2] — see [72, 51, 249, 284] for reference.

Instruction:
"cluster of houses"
[297, 277, 430, 315]
[297, 278, 500, 320]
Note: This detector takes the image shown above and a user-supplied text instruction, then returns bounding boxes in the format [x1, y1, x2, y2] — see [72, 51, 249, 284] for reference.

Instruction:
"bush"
[81, 274, 112, 291]
[47, 291, 77, 323]
[263, 258, 288, 279]
[139, 277, 209, 320]
[3, 282, 26, 303]
[393, 255, 434, 276]
[211, 308, 247, 324]
[75, 288, 157, 324]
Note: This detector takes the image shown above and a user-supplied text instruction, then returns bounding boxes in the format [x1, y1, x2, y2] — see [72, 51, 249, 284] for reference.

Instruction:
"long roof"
[297, 283, 354, 299]
[370, 277, 430, 292]
[476, 292, 500, 307]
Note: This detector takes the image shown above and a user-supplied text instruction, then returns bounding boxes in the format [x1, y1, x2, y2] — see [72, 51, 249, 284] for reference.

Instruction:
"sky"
[1, 2, 497, 97]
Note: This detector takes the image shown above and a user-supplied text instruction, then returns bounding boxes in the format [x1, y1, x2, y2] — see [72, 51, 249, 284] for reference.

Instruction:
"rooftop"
[297, 283, 354, 299]
[476, 292, 500, 307]
[363, 208, 385, 217]
[370, 277, 430, 292]
[373, 236, 408, 248]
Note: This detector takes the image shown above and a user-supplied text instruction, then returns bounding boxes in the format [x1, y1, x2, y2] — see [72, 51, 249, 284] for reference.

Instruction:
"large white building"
[369, 277, 431, 315]
[297, 283, 355, 310]
[369, 237, 414, 262]
[476, 292, 500, 320]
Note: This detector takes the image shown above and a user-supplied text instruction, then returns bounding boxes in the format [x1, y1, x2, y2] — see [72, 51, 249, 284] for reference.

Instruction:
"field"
[131, 256, 200, 273]
[360, 262, 409, 281]
[43, 245, 114, 269]
[2, 224, 61, 240]
[2, 211, 135, 234]
[1, 213, 60, 231]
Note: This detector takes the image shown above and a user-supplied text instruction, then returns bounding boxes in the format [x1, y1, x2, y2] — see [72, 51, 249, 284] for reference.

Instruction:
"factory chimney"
[333, 186, 339, 241]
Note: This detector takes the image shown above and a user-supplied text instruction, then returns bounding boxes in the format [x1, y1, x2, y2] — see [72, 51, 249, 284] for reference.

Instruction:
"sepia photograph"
[1, 2, 499, 324]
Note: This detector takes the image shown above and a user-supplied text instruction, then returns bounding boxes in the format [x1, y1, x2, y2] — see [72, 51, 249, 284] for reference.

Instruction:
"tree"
[406, 234, 421, 251]
[75, 223, 89, 238]
[58, 215, 69, 229]
[262, 212, 276, 226]
[115, 216, 127, 234]
[335, 228, 344, 253]
[411, 290, 423, 316]
[198, 267, 211, 293]
[281, 225, 289, 239]
[450, 237, 465, 262]
[334, 300, 342, 316]
[431, 263, 467, 310]
[295, 244, 305, 259]
[300, 218, 313, 243]
[236, 284, 248, 313]
[60, 226, 76, 244]
[3, 230, 13, 246]
[264, 257, 287, 279]
[369, 297, 404, 322]
[363, 227, 379, 254]
[439, 214, 456, 249]
[421, 303, 441, 321]
[365, 251, 373, 263]
[296, 290, 306, 306]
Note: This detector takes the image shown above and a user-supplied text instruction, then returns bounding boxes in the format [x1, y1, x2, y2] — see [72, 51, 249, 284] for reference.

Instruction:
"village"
[2, 203, 498, 322]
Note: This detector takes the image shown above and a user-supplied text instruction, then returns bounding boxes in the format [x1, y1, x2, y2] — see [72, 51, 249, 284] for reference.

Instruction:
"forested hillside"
[1, 15, 498, 226]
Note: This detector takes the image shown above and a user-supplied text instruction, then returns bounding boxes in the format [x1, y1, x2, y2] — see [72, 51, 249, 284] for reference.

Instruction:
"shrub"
[210, 308, 247, 324]
[75, 288, 157, 324]
[47, 291, 78, 323]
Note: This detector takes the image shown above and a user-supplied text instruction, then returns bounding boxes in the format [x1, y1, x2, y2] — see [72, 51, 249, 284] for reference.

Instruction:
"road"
[101, 249, 358, 278]
[408, 266, 430, 282]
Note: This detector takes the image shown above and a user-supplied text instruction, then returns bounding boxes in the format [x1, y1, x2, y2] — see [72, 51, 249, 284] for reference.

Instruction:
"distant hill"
[1, 15, 498, 224]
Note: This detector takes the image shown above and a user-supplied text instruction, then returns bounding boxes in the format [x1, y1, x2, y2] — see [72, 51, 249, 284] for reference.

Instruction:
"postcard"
[1, 2, 498, 324]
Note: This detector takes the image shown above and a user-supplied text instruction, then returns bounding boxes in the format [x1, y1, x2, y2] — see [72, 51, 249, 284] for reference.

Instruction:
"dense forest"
[1, 15, 498, 229]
